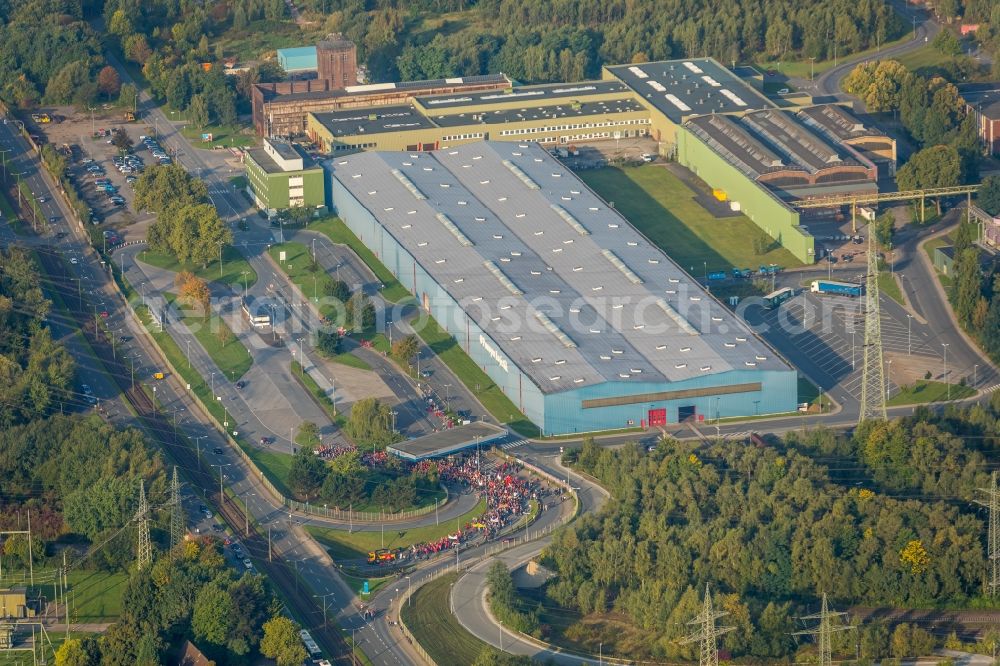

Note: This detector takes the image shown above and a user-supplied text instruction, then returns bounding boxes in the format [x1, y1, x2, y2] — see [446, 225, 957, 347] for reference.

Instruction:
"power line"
[859, 230, 887, 422]
[135, 479, 152, 571]
[169, 465, 183, 553]
[793, 593, 855, 666]
[679, 584, 734, 666]
[976, 470, 1000, 595]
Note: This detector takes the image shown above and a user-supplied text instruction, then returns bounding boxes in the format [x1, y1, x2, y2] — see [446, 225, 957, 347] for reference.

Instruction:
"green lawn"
[340, 570, 393, 597]
[180, 123, 257, 150]
[305, 497, 487, 560]
[578, 166, 802, 273]
[229, 175, 248, 189]
[888, 380, 976, 406]
[329, 352, 372, 370]
[309, 217, 413, 303]
[244, 446, 295, 497]
[137, 247, 257, 289]
[166, 293, 253, 380]
[25, 568, 127, 623]
[401, 572, 490, 666]
[0, 189, 29, 236]
[894, 41, 987, 80]
[0, 631, 98, 666]
[878, 271, 905, 306]
[268, 241, 344, 321]
[216, 19, 326, 62]
[412, 316, 540, 438]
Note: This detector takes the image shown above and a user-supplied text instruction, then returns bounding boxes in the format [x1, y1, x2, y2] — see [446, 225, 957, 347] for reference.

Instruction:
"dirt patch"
[886, 351, 942, 384]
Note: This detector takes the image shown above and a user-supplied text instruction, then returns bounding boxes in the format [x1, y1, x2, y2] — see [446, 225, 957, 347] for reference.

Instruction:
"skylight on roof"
[483, 260, 522, 295]
[602, 249, 642, 285]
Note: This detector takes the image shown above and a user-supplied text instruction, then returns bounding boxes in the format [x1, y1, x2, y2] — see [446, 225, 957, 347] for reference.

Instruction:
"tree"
[45, 61, 94, 106]
[932, 30, 963, 57]
[55, 637, 99, 666]
[895, 145, 961, 212]
[287, 447, 328, 500]
[176, 271, 210, 313]
[192, 582, 235, 646]
[111, 131, 134, 154]
[147, 203, 232, 268]
[391, 334, 419, 366]
[119, 83, 138, 113]
[873, 211, 895, 248]
[951, 247, 982, 328]
[472, 647, 533, 665]
[316, 330, 341, 357]
[323, 279, 350, 304]
[978, 175, 1000, 216]
[345, 398, 399, 449]
[124, 34, 152, 65]
[188, 94, 209, 128]
[260, 616, 308, 666]
[297, 421, 320, 449]
[97, 66, 121, 99]
[134, 164, 208, 213]
[346, 291, 375, 330]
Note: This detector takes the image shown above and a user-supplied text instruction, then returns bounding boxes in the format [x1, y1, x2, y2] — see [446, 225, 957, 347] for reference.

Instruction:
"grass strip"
[401, 572, 489, 666]
[878, 271, 905, 306]
[164, 292, 252, 380]
[305, 497, 487, 560]
[137, 246, 257, 289]
[888, 380, 976, 406]
[310, 216, 412, 303]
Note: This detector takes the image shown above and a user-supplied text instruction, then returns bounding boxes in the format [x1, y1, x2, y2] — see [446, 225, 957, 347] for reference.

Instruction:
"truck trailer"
[810, 280, 864, 297]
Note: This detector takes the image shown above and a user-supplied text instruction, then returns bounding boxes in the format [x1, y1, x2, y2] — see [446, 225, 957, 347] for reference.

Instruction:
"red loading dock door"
[648, 408, 667, 427]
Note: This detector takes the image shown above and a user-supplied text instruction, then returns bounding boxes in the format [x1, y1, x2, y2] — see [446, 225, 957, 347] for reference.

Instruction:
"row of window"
[498, 118, 650, 137]
[333, 142, 377, 152]
[441, 132, 485, 142]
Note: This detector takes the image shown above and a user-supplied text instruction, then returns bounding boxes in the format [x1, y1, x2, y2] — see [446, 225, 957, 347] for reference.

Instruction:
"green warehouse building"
[245, 138, 326, 217]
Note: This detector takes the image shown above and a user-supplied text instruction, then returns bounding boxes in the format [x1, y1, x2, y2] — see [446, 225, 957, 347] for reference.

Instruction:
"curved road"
[805, 0, 939, 98]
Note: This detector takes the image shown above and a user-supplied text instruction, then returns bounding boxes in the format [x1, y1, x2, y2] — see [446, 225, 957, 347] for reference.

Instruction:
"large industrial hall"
[324, 141, 798, 435]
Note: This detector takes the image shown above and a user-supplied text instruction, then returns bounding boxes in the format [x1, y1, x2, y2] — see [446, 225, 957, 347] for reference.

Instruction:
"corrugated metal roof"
[327, 142, 788, 394]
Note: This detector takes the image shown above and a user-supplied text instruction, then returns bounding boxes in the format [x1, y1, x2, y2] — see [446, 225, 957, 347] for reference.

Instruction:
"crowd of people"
[403, 457, 543, 560]
[310, 443, 548, 565]
[313, 443, 388, 467]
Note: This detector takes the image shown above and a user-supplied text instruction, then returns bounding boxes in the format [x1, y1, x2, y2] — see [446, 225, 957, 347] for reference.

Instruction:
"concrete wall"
[542, 369, 798, 435]
[676, 127, 815, 264]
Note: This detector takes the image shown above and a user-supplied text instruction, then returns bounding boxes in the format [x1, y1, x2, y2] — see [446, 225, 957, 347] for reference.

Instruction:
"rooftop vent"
[501, 160, 539, 190]
[483, 260, 522, 295]
[435, 212, 473, 247]
[535, 310, 577, 348]
[390, 169, 426, 200]
[550, 204, 589, 235]
[601, 249, 643, 284]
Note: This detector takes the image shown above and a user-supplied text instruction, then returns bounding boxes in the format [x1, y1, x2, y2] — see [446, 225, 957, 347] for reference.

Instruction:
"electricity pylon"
[136, 479, 152, 571]
[858, 230, 887, 422]
[169, 466, 184, 552]
[793, 593, 854, 666]
[680, 584, 734, 666]
[976, 471, 1000, 594]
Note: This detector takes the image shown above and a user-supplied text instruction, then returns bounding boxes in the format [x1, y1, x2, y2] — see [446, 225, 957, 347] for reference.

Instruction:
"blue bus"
[764, 287, 794, 309]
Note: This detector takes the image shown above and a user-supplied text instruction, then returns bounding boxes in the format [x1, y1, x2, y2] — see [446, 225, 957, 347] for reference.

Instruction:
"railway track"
[36, 247, 357, 665]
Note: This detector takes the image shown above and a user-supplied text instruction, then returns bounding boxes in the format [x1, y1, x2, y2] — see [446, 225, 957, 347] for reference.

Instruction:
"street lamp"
[243, 490, 255, 535]
[942, 343, 950, 400]
[240, 271, 249, 299]
[906, 314, 912, 356]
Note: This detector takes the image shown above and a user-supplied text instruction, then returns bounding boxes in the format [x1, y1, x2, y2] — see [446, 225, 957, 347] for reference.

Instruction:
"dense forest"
[542, 402, 1000, 661]
[0, 0, 906, 113]
[315, 0, 904, 82]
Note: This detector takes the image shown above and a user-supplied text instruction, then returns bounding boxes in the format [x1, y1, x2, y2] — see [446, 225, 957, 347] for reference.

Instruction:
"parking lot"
[25, 107, 169, 237]
[744, 284, 949, 405]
